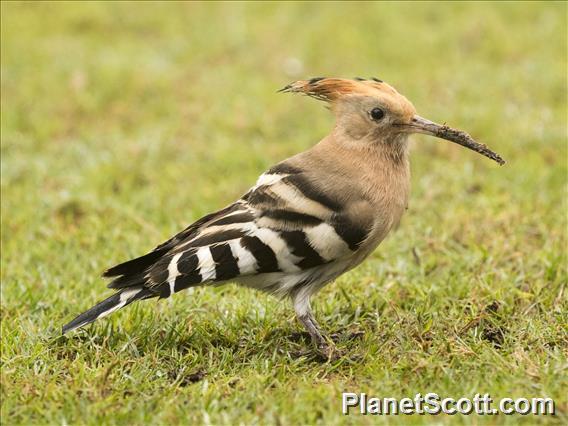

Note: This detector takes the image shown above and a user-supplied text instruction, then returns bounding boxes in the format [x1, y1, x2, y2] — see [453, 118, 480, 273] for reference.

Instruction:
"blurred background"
[1, 2, 566, 424]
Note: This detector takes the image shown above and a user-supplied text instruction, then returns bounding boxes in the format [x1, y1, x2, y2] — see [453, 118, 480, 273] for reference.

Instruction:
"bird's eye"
[370, 107, 385, 121]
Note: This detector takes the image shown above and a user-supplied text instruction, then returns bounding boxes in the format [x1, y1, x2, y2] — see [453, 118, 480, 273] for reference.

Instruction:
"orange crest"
[279, 77, 396, 102]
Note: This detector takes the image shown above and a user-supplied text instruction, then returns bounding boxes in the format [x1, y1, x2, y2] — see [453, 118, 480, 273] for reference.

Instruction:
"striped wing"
[104, 163, 373, 298]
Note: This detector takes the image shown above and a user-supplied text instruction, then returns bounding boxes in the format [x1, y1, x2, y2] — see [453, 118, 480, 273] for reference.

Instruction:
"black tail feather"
[107, 272, 147, 289]
[62, 286, 155, 334]
[103, 249, 167, 278]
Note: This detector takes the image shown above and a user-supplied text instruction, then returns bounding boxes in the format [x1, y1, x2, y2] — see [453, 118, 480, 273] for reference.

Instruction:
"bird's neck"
[317, 130, 410, 216]
[321, 128, 410, 174]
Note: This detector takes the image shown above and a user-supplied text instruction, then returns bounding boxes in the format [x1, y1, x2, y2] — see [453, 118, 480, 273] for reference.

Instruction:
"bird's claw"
[316, 342, 344, 362]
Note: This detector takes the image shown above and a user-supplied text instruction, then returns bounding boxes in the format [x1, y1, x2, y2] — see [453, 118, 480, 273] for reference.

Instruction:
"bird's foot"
[315, 341, 344, 362]
[290, 339, 361, 363]
[293, 309, 362, 362]
[289, 336, 342, 361]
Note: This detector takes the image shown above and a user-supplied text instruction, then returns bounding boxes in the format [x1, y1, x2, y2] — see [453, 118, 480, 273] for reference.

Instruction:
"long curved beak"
[400, 115, 505, 165]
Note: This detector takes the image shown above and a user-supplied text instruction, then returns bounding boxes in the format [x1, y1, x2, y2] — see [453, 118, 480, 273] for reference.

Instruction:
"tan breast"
[290, 133, 411, 260]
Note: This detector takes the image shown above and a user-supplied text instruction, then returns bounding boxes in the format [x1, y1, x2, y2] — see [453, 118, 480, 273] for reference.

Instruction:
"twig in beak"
[405, 116, 506, 165]
[433, 124, 505, 166]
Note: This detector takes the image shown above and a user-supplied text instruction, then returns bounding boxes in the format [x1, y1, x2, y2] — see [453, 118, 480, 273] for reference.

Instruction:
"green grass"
[1, 2, 566, 425]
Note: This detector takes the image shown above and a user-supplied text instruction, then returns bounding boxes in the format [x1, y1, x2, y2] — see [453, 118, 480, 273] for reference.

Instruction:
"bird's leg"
[293, 292, 336, 360]
[298, 311, 327, 349]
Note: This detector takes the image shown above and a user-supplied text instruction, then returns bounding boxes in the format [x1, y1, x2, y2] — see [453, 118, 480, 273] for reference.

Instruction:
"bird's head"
[280, 77, 505, 165]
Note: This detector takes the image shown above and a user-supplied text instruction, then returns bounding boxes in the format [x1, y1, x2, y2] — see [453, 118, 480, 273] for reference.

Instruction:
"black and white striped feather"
[62, 163, 372, 333]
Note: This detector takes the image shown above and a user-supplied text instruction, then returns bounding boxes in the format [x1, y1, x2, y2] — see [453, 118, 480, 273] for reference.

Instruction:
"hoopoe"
[62, 77, 504, 358]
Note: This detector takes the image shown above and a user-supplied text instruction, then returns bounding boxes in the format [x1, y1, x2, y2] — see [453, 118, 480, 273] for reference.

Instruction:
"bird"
[62, 77, 504, 359]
